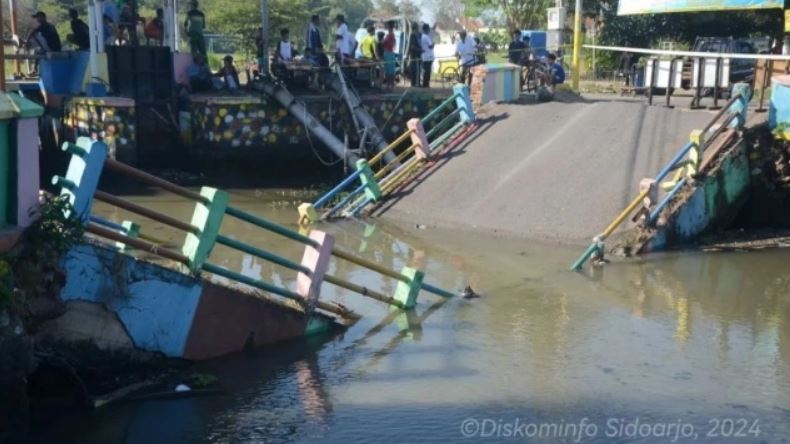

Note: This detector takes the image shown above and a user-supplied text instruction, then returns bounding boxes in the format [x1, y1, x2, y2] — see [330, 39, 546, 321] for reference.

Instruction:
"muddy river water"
[37, 188, 790, 443]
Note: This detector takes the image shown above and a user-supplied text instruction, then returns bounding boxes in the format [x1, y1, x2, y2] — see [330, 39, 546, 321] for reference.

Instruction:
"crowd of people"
[24, 0, 194, 59]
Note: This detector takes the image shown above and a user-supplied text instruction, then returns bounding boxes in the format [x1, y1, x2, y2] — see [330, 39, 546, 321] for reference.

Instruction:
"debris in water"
[460, 285, 480, 299]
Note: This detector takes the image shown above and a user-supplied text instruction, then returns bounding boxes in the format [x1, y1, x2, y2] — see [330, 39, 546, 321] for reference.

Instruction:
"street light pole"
[571, 0, 582, 90]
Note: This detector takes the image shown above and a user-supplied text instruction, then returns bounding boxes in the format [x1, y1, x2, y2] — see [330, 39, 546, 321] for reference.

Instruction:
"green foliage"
[0, 195, 84, 311]
[186, 372, 218, 388]
[463, 0, 551, 30]
[477, 29, 508, 51]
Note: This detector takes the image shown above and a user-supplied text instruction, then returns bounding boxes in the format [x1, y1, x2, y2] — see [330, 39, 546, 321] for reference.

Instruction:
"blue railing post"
[53, 137, 108, 222]
[453, 84, 475, 123]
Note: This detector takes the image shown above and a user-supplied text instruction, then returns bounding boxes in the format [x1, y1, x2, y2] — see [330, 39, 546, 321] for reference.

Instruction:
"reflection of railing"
[299, 84, 476, 223]
[54, 138, 457, 322]
[570, 84, 751, 271]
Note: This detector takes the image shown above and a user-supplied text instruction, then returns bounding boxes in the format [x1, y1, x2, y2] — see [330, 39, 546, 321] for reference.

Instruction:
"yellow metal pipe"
[600, 189, 650, 239]
[571, 0, 582, 90]
[325, 274, 405, 309]
[374, 143, 419, 179]
[369, 129, 414, 166]
[381, 158, 423, 193]
[331, 248, 409, 283]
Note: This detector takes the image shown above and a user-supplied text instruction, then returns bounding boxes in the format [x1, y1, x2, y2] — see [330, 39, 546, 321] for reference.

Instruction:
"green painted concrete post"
[356, 159, 382, 202]
[393, 266, 424, 309]
[115, 221, 140, 252]
[182, 187, 229, 271]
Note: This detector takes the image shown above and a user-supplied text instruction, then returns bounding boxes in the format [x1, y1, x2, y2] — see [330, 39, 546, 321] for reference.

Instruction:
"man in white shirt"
[420, 23, 435, 88]
[335, 14, 354, 61]
[455, 30, 477, 84]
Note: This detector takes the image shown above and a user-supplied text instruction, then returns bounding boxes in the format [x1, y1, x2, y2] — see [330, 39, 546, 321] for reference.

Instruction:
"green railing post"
[356, 159, 382, 202]
[182, 187, 229, 272]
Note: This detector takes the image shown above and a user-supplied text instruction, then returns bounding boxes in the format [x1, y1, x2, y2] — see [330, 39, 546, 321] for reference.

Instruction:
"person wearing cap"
[185, 0, 207, 57]
[27, 12, 62, 54]
[216, 55, 240, 91]
[67, 9, 90, 51]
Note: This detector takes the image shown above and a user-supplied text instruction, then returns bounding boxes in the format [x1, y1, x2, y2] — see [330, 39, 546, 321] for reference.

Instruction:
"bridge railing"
[570, 84, 751, 271]
[54, 138, 457, 322]
[298, 84, 477, 224]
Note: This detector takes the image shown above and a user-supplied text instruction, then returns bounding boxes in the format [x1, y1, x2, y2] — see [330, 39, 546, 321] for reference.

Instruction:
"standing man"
[507, 30, 526, 65]
[306, 15, 322, 56]
[27, 12, 62, 54]
[68, 9, 90, 51]
[408, 22, 422, 87]
[144, 8, 165, 46]
[360, 25, 378, 60]
[335, 15, 351, 58]
[119, 0, 141, 45]
[382, 20, 397, 88]
[455, 30, 475, 83]
[420, 23, 434, 88]
[185, 0, 207, 58]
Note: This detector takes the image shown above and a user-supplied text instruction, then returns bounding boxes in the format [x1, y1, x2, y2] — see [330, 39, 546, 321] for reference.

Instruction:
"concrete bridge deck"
[374, 95, 717, 244]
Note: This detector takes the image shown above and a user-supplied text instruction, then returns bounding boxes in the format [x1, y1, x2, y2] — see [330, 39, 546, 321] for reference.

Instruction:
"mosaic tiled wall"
[65, 97, 137, 165]
[186, 92, 448, 152]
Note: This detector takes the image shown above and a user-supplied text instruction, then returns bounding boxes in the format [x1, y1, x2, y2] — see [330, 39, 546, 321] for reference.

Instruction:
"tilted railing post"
[394, 267, 425, 309]
[407, 118, 430, 159]
[182, 187, 229, 272]
[52, 137, 107, 221]
[356, 159, 382, 203]
[297, 230, 335, 318]
[453, 84, 476, 124]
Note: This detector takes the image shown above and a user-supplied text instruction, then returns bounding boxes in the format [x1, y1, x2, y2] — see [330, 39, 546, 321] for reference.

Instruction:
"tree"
[376, 0, 402, 18]
[434, 0, 466, 29]
[464, 0, 551, 30]
[327, 0, 374, 29]
[399, 0, 421, 22]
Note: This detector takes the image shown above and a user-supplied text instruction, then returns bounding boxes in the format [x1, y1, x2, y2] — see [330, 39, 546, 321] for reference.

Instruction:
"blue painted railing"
[301, 84, 477, 224]
[571, 85, 751, 271]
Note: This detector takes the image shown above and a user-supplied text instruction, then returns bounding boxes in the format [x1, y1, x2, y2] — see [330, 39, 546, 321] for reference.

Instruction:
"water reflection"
[66, 192, 790, 442]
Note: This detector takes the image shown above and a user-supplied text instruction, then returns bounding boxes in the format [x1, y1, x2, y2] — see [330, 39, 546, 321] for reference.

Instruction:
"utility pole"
[571, 0, 581, 90]
[260, 0, 269, 75]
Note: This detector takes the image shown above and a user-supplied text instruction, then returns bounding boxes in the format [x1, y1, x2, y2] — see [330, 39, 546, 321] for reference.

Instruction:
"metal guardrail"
[570, 86, 751, 271]
[299, 84, 476, 224]
[54, 138, 458, 322]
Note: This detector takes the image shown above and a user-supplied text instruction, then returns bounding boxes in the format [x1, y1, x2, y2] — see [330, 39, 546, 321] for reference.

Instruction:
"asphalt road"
[377, 94, 717, 244]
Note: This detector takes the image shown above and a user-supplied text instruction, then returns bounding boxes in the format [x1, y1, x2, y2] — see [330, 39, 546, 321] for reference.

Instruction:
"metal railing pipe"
[104, 159, 209, 204]
[86, 223, 189, 263]
[312, 169, 365, 209]
[94, 191, 200, 234]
